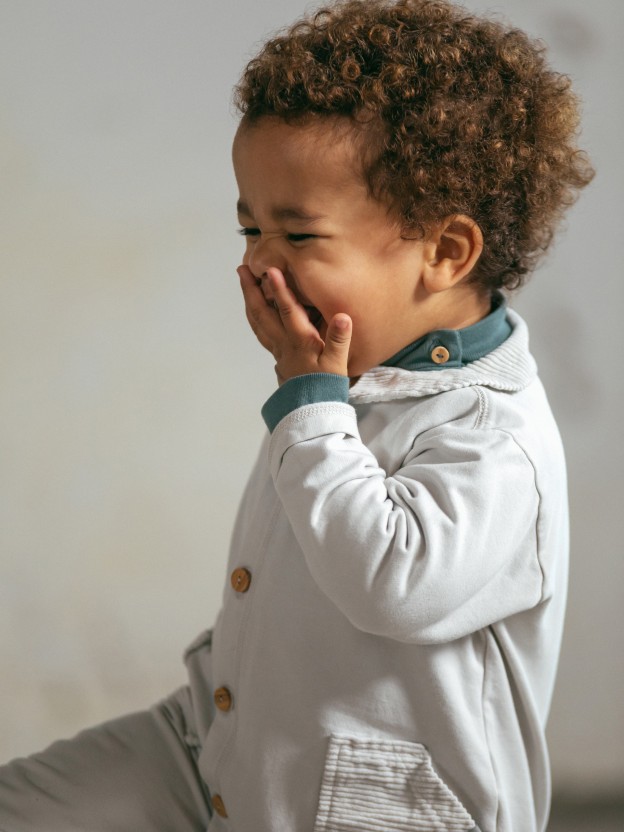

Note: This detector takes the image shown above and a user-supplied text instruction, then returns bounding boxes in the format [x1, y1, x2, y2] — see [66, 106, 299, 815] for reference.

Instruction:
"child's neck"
[420, 284, 492, 334]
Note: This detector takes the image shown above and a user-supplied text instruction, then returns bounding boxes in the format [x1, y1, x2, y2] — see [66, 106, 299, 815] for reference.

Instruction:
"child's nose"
[247, 234, 286, 282]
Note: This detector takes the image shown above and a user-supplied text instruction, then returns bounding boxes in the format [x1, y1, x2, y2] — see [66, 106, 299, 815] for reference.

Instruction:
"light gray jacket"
[197, 310, 568, 832]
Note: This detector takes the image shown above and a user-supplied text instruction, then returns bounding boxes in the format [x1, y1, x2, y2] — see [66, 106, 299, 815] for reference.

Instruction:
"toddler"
[0, 1, 594, 830]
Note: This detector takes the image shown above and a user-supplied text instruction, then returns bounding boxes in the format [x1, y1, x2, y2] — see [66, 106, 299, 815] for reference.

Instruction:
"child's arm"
[239, 265, 544, 644]
[268, 410, 541, 644]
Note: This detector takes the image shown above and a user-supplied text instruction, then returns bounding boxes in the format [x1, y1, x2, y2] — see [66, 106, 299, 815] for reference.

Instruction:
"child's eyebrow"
[236, 199, 326, 224]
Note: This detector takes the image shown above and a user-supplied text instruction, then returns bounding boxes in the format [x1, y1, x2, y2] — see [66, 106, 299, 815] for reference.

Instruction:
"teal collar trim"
[382, 292, 511, 371]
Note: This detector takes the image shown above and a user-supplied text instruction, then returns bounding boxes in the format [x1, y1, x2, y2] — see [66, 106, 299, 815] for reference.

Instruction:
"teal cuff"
[261, 373, 350, 433]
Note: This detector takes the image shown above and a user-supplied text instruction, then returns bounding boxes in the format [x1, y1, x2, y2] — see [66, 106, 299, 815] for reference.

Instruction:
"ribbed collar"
[349, 308, 536, 404]
[383, 292, 511, 371]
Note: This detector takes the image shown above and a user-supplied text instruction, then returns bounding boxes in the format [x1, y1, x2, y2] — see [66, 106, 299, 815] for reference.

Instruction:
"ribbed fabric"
[262, 373, 349, 433]
[349, 308, 534, 404]
[261, 296, 512, 432]
[313, 736, 477, 832]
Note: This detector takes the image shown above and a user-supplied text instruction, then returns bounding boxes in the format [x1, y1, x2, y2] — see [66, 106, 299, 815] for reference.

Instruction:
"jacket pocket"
[313, 734, 480, 832]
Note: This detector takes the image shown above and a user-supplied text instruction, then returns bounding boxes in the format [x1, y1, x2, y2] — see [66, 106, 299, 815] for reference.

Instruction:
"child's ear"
[422, 215, 484, 293]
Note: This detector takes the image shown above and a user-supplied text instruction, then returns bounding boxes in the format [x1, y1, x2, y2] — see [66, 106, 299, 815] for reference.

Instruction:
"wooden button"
[431, 345, 450, 364]
[212, 794, 228, 818]
[214, 686, 233, 712]
[231, 567, 252, 594]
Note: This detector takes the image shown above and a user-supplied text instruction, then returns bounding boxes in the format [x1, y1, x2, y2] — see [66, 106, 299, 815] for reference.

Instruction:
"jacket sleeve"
[267, 400, 543, 644]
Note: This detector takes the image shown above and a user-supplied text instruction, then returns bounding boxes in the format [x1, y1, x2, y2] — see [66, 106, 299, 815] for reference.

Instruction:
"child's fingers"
[265, 268, 315, 335]
[238, 265, 328, 379]
[237, 265, 282, 349]
[321, 314, 352, 374]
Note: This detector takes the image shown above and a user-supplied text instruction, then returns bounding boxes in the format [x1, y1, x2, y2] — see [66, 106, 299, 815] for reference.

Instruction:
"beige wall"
[1, 0, 622, 794]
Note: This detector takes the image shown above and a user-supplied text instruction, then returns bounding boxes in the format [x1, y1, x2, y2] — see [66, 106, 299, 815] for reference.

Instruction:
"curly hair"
[235, 0, 594, 292]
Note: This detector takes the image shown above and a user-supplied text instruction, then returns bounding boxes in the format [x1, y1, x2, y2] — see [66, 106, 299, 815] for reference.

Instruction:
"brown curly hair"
[235, 0, 594, 292]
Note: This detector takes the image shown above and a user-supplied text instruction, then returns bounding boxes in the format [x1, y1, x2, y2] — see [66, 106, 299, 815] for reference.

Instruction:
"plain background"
[1, 0, 622, 798]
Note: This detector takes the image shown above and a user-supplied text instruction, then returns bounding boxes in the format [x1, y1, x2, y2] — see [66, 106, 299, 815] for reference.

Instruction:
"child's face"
[232, 117, 433, 377]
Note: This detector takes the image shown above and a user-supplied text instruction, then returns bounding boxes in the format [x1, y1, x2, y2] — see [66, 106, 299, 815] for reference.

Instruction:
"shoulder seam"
[492, 429, 545, 602]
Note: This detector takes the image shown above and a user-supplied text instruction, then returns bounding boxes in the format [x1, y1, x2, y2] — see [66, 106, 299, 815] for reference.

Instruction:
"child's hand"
[238, 265, 352, 382]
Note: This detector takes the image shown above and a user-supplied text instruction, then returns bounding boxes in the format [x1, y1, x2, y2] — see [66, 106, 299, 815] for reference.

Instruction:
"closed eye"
[286, 233, 316, 243]
[237, 228, 316, 244]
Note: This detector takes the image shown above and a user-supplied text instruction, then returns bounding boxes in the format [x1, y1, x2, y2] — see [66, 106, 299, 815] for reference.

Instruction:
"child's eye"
[286, 233, 316, 243]
[237, 228, 316, 244]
